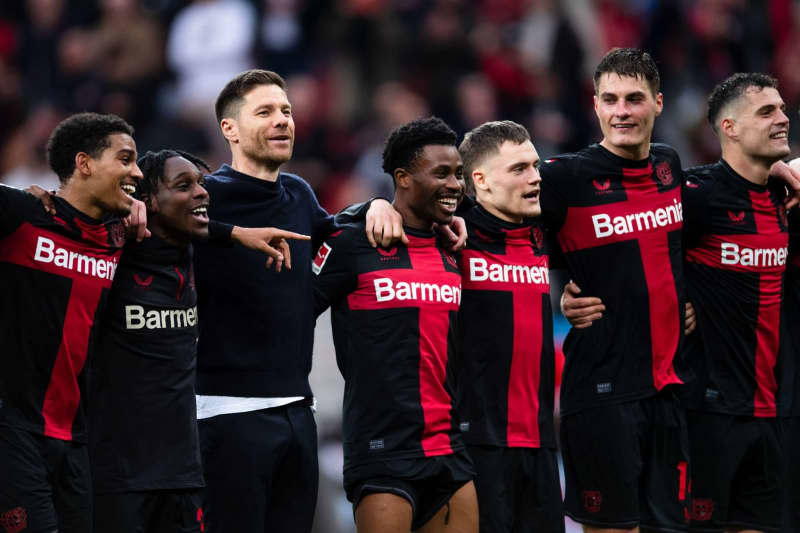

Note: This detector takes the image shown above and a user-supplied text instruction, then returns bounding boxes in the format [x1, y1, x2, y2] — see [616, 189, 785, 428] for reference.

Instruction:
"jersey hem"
[685, 405, 777, 418]
[564, 510, 638, 529]
[344, 443, 465, 471]
[559, 388, 658, 416]
[0, 420, 86, 443]
[93, 477, 205, 494]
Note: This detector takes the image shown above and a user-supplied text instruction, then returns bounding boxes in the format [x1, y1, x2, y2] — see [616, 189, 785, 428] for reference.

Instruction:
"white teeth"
[772, 132, 787, 138]
[438, 198, 457, 207]
[120, 184, 136, 195]
[192, 207, 208, 216]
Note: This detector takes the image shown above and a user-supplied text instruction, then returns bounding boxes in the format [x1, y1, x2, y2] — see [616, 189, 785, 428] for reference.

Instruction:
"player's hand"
[433, 216, 468, 252]
[769, 159, 800, 209]
[684, 301, 696, 335]
[231, 226, 310, 272]
[365, 199, 408, 248]
[560, 281, 605, 329]
[25, 184, 56, 215]
[122, 198, 151, 242]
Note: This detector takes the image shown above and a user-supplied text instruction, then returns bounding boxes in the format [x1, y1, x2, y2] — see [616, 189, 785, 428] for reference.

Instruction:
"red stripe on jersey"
[461, 228, 547, 447]
[347, 236, 459, 456]
[42, 281, 103, 439]
[750, 190, 785, 416]
[619, 168, 682, 390]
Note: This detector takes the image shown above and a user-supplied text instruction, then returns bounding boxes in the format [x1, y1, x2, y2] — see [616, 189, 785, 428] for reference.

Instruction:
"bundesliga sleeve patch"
[312, 242, 332, 274]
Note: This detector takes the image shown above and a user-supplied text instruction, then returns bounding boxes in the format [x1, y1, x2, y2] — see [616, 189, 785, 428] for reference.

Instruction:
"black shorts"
[0, 426, 92, 533]
[467, 445, 564, 533]
[560, 391, 689, 532]
[687, 411, 782, 533]
[199, 400, 318, 533]
[782, 416, 800, 533]
[344, 449, 475, 531]
[93, 489, 203, 533]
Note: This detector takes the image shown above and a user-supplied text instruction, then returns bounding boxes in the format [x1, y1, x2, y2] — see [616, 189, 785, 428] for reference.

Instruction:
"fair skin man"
[355, 143, 478, 533]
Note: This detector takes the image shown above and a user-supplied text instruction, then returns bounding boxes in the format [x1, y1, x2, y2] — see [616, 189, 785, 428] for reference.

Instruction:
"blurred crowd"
[2, 0, 800, 210]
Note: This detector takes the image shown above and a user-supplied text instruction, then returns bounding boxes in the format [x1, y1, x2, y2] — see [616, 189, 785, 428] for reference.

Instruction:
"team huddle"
[1, 47, 799, 533]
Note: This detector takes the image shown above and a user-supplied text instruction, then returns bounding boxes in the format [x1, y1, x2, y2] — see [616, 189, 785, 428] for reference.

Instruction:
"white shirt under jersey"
[196, 396, 306, 420]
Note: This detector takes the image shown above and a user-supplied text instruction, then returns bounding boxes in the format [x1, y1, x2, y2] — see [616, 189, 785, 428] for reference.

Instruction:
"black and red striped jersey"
[540, 143, 689, 415]
[779, 208, 800, 417]
[89, 236, 203, 493]
[454, 202, 556, 449]
[682, 160, 788, 418]
[0, 185, 124, 442]
[313, 223, 464, 470]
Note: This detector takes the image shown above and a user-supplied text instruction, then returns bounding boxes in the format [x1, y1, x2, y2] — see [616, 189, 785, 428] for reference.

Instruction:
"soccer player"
[681, 73, 791, 533]
[312, 117, 478, 533]
[539, 48, 691, 533]
[192, 69, 453, 533]
[0, 112, 141, 533]
[455, 120, 564, 533]
[88, 149, 310, 533]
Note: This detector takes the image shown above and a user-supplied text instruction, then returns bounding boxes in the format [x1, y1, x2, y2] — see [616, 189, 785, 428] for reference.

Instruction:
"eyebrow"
[117, 148, 136, 158]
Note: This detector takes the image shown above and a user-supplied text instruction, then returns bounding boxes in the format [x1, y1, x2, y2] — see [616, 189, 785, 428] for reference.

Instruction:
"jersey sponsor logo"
[689, 499, 715, 522]
[0, 506, 27, 533]
[720, 243, 788, 267]
[34, 236, 118, 280]
[124, 304, 198, 330]
[377, 246, 398, 257]
[591, 199, 683, 238]
[373, 277, 461, 305]
[467, 257, 549, 285]
[582, 491, 602, 514]
[727, 210, 745, 223]
[656, 162, 673, 186]
[312, 242, 332, 274]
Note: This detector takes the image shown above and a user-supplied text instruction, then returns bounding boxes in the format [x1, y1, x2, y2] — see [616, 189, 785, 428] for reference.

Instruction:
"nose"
[528, 166, 542, 185]
[445, 172, 463, 193]
[614, 99, 630, 117]
[131, 162, 144, 181]
[777, 108, 790, 126]
[194, 182, 210, 201]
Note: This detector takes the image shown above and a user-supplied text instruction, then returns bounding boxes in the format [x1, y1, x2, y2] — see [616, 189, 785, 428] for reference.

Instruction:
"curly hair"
[136, 149, 211, 201]
[381, 117, 458, 180]
[594, 48, 660, 96]
[707, 72, 779, 134]
[46, 112, 135, 183]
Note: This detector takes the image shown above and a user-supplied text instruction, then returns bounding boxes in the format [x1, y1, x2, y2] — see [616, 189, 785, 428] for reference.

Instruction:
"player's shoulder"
[279, 172, 315, 195]
[683, 162, 722, 200]
[0, 184, 47, 219]
[324, 221, 369, 248]
[650, 142, 682, 162]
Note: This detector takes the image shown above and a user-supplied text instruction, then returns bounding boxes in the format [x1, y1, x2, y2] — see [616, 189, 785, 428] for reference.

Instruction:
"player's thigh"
[561, 403, 642, 529]
[726, 418, 781, 533]
[781, 417, 800, 533]
[50, 440, 92, 533]
[151, 489, 204, 533]
[0, 428, 59, 533]
[416, 480, 478, 533]
[516, 448, 565, 533]
[466, 445, 514, 533]
[93, 492, 149, 533]
[355, 492, 414, 533]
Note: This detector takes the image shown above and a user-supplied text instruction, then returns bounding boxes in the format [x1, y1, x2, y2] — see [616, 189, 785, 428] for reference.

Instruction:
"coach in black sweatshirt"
[192, 70, 406, 533]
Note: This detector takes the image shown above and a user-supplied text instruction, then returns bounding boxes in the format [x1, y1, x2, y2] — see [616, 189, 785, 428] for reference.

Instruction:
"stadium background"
[1, 0, 798, 530]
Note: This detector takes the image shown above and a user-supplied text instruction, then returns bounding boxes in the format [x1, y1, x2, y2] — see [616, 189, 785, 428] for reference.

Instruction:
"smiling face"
[594, 73, 663, 160]
[397, 144, 465, 228]
[222, 83, 295, 170]
[147, 156, 210, 245]
[88, 132, 142, 216]
[724, 86, 790, 163]
[473, 140, 541, 223]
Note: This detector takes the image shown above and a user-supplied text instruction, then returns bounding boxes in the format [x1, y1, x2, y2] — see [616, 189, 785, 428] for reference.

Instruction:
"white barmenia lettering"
[592, 199, 683, 238]
[125, 305, 198, 330]
[34, 236, 117, 280]
[373, 277, 461, 305]
[720, 243, 787, 267]
[468, 257, 549, 285]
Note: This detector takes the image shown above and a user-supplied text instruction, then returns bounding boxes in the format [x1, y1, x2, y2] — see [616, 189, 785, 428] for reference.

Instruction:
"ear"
[74, 152, 92, 177]
[220, 117, 238, 144]
[720, 117, 736, 140]
[145, 193, 159, 214]
[593, 94, 599, 114]
[394, 168, 412, 190]
[654, 92, 664, 117]
[472, 170, 489, 192]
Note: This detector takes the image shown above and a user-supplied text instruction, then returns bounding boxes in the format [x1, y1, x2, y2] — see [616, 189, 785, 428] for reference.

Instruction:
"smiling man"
[0, 112, 141, 533]
[455, 120, 564, 533]
[87, 149, 309, 533]
[313, 117, 478, 533]
[538, 49, 691, 533]
[681, 73, 791, 533]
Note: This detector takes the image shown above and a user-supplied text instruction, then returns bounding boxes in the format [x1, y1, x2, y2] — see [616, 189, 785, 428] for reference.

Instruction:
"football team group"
[1, 46, 800, 533]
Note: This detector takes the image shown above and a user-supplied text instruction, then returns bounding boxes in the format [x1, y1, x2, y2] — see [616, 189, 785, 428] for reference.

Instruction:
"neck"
[477, 197, 522, 224]
[148, 221, 189, 248]
[56, 181, 104, 219]
[230, 151, 281, 182]
[392, 200, 433, 231]
[600, 138, 650, 161]
[721, 147, 771, 185]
